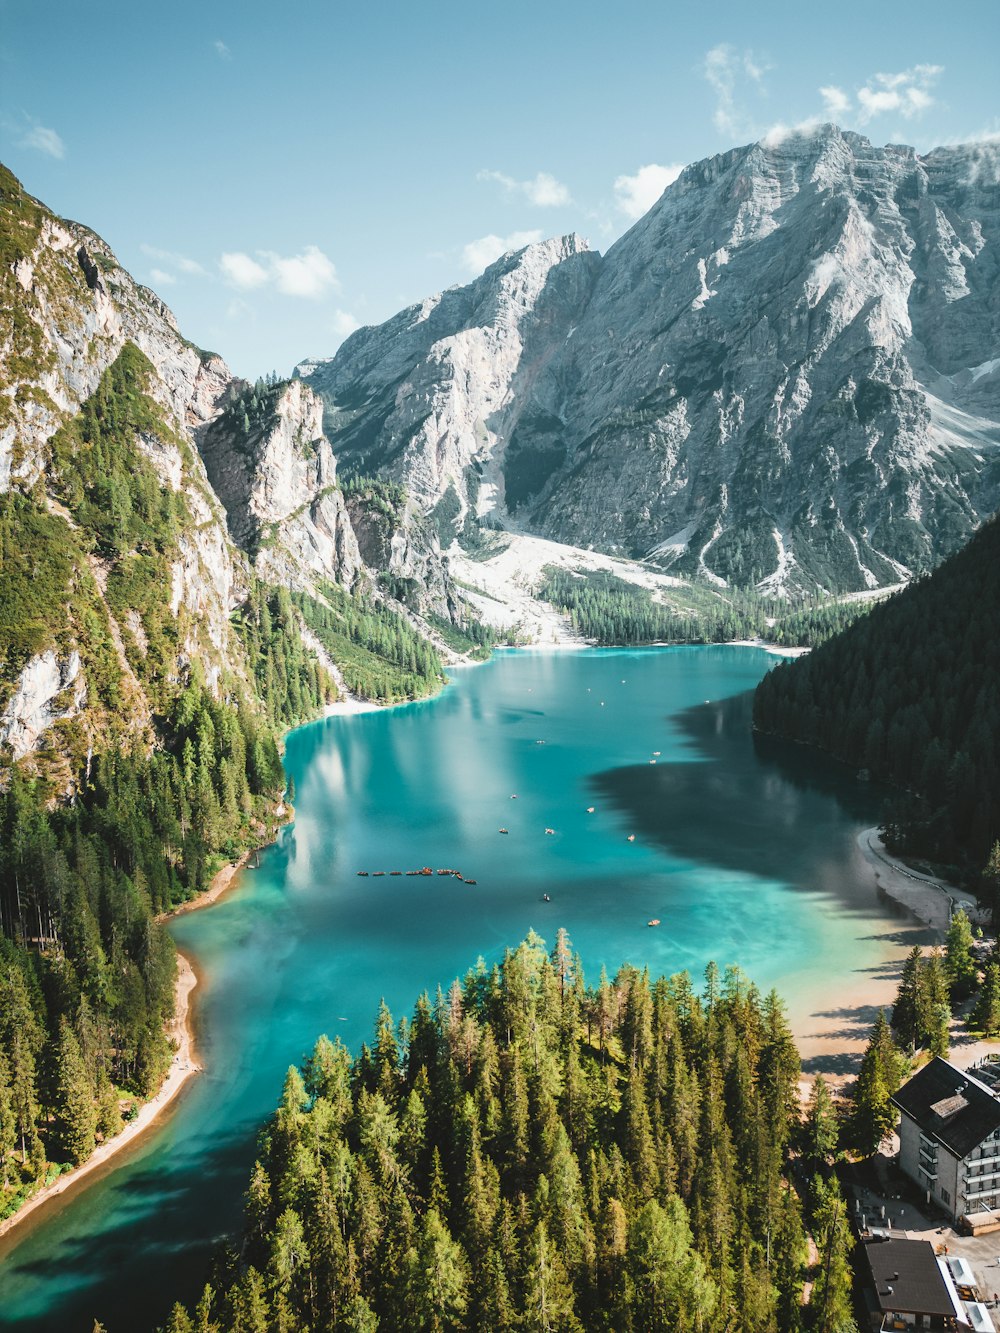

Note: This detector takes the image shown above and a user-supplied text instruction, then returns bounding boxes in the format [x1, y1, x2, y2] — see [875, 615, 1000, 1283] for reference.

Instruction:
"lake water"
[0, 647, 927, 1331]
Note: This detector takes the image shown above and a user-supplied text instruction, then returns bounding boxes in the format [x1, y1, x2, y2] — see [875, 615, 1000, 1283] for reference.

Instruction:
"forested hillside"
[0, 167, 480, 1230]
[539, 567, 874, 648]
[158, 933, 854, 1333]
[0, 349, 337, 1221]
[754, 514, 1000, 876]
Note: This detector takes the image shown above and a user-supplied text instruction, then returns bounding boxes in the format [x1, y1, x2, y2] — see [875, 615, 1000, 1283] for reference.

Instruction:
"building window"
[941, 1189, 950, 1204]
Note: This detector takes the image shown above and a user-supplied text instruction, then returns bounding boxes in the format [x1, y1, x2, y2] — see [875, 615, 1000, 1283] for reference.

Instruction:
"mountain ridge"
[300, 125, 1000, 594]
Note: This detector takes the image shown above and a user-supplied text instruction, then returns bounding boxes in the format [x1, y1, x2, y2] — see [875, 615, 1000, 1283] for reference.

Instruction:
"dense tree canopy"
[163, 933, 829, 1332]
[754, 513, 1000, 874]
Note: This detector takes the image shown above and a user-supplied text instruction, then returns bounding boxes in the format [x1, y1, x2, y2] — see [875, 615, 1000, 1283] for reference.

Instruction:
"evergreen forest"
[753, 513, 1000, 877]
[539, 568, 873, 650]
[158, 933, 855, 1333]
[0, 350, 336, 1221]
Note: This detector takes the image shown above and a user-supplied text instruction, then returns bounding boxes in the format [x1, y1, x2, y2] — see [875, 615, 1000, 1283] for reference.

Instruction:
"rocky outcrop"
[199, 378, 364, 592]
[301, 127, 1000, 593]
[0, 164, 461, 765]
[299, 236, 601, 534]
[0, 650, 86, 761]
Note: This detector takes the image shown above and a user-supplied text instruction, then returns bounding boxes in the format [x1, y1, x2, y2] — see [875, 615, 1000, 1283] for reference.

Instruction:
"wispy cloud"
[220, 252, 268, 290]
[214, 40, 231, 61]
[613, 164, 684, 220]
[148, 267, 177, 287]
[762, 65, 944, 147]
[331, 310, 361, 339]
[819, 86, 851, 120]
[220, 245, 339, 299]
[19, 121, 65, 159]
[703, 44, 771, 138]
[477, 169, 571, 207]
[461, 230, 544, 274]
[855, 65, 942, 122]
[140, 243, 207, 278]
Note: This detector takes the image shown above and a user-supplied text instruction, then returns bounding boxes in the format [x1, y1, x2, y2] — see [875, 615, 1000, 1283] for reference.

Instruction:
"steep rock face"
[301, 129, 1000, 592]
[199, 378, 364, 592]
[0, 649, 86, 760]
[0, 165, 461, 765]
[535, 129, 1000, 591]
[0, 167, 248, 714]
[299, 236, 601, 534]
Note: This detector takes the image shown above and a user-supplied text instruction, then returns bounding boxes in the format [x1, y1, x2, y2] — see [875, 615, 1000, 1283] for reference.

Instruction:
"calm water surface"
[0, 647, 922, 1330]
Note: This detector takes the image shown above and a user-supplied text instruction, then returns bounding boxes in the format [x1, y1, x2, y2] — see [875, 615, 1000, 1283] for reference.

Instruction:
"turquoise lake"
[0, 646, 928, 1331]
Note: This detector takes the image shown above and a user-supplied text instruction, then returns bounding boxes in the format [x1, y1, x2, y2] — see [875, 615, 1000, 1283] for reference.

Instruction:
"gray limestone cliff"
[301, 127, 1000, 593]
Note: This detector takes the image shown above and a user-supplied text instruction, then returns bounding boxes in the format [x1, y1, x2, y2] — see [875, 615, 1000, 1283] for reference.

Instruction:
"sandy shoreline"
[792, 830, 991, 1097]
[0, 842, 264, 1243]
[0, 952, 201, 1244]
[857, 827, 985, 933]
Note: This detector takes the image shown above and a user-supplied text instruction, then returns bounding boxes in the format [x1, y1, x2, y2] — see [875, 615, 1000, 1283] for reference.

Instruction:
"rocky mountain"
[0, 165, 454, 772]
[301, 126, 1000, 594]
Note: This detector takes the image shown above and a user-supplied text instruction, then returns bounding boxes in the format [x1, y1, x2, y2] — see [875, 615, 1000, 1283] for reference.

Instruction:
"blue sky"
[2, 0, 998, 379]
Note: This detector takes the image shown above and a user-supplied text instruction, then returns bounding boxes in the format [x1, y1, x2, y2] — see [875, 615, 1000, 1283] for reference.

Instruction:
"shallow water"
[0, 647, 924, 1331]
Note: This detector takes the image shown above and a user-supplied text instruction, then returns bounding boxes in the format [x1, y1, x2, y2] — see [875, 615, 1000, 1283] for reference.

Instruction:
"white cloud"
[20, 123, 65, 159]
[703, 44, 771, 138]
[461, 230, 544, 274]
[613, 163, 684, 219]
[266, 245, 338, 298]
[477, 169, 571, 207]
[214, 40, 231, 60]
[220, 252, 269, 290]
[819, 86, 851, 119]
[219, 245, 339, 299]
[148, 268, 176, 287]
[856, 65, 942, 123]
[140, 243, 207, 277]
[331, 309, 361, 338]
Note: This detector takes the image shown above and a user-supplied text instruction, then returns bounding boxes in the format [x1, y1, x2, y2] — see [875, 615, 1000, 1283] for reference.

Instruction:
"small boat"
[627, 834, 636, 842]
[535, 740, 545, 745]
[586, 806, 595, 813]
[653, 751, 660, 756]
[499, 828, 509, 834]
[647, 919, 661, 927]
[649, 759, 656, 765]
[544, 827, 555, 835]
[420, 867, 433, 875]
[510, 793, 518, 799]
[465, 878, 477, 885]
[357, 871, 369, 876]
[390, 870, 402, 876]
[406, 870, 420, 876]
[373, 871, 386, 877]
[542, 893, 551, 902]
[455, 875, 464, 882]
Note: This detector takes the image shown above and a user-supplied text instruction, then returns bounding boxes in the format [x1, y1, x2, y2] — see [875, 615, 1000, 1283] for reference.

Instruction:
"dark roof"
[857, 1236, 956, 1317]
[892, 1057, 1000, 1158]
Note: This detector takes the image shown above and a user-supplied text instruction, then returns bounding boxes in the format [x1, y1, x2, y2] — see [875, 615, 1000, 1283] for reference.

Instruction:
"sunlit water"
[0, 647, 927, 1331]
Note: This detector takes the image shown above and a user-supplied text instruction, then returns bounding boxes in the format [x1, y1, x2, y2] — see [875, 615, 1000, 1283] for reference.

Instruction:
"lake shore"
[0, 837, 268, 1243]
[0, 951, 201, 1245]
[794, 830, 991, 1097]
[857, 826, 986, 933]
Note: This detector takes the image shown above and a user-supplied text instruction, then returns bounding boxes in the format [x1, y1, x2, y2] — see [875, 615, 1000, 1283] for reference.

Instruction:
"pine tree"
[404, 1207, 469, 1331]
[51, 1017, 96, 1165]
[810, 1175, 856, 1333]
[973, 963, 1000, 1036]
[945, 907, 978, 998]
[891, 947, 924, 1053]
[803, 1075, 839, 1171]
[850, 1011, 903, 1156]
